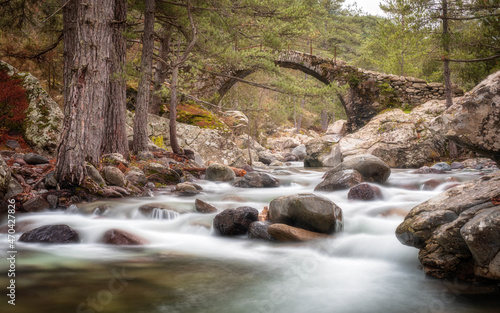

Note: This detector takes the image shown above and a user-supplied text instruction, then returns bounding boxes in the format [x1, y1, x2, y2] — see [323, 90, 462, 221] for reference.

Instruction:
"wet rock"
[103, 166, 125, 187]
[195, 199, 219, 213]
[267, 224, 330, 242]
[422, 179, 442, 191]
[22, 196, 50, 212]
[430, 71, 500, 166]
[432, 162, 452, 172]
[101, 153, 129, 167]
[248, 221, 275, 241]
[125, 169, 147, 186]
[174, 182, 200, 196]
[205, 163, 236, 182]
[451, 162, 465, 170]
[411, 166, 445, 174]
[396, 170, 500, 281]
[23, 153, 49, 165]
[304, 139, 342, 167]
[19, 224, 80, 244]
[46, 194, 58, 209]
[269, 193, 343, 234]
[213, 207, 259, 236]
[258, 151, 278, 165]
[5, 140, 20, 149]
[291, 145, 307, 160]
[348, 183, 383, 201]
[85, 164, 105, 186]
[102, 229, 148, 245]
[233, 172, 280, 188]
[326, 154, 391, 183]
[0, 156, 12, 198]
[314, 169, 364, 192]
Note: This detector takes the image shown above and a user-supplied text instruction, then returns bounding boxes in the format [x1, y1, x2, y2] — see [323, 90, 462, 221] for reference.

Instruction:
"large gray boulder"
[232, 172, 280, 188]
[314, 169, 364, 191]
[325, 154, 391, 183]
[0, 61, 63, 156]
[269, 193, 343, 234]
[291, 145, 307, 160]
[396, 170, 500, 281]
[205, 163, 236, 182]
[430, 70, 500, 166]
[304, 138, 342, 167]
[213, 207, 259, 236]
[337, 100, 448, 168]
[103, 166, 126, 187]
[19, 225, 80, 244]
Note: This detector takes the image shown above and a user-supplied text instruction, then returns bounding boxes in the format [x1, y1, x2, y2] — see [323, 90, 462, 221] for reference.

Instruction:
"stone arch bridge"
[193, 50, 463, 130]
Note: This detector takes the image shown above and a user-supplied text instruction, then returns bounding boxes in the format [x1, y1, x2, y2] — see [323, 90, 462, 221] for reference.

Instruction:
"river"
[1, 165, 499, 313]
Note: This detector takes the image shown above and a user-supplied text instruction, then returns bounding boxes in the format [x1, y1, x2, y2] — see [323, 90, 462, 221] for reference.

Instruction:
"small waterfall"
[151, 208, 180, 220]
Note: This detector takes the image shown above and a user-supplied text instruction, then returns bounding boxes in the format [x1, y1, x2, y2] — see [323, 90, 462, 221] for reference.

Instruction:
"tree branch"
[442, 54, 500, 63]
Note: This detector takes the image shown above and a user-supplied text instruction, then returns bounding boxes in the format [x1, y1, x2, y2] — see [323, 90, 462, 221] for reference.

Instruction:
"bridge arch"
[197, 51, 463, 130]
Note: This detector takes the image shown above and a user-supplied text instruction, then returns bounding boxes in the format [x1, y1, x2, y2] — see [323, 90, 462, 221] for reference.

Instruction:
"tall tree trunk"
[442, 0, 453, 108]
[169, 64, 182, 154]
[102, 0, 128, 157]
[133, 0, 155, 153]
[320, 109, 330, 132]
[56, 0, 114, 186]
[150, 25, 172, 115]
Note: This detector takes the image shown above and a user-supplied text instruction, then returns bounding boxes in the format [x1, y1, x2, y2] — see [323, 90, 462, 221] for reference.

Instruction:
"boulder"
[5, 177, 23, 198]
[411, 166, 445, 174]
[326, 120, 348, 136]
[283, 153, 299, 162]
[430, 71, 500, 166]
[46, 194, 58, 209]
[195, 199, 219, 214]
[22, 196, 50, 212]
[304, 139, 342, 167]
[19, 224, 80, 244]
[269, 193, 343, 234]
[44, 171, 58, 189]
[103, 166, 125, 187]
[248, 221, 275, 241]
[101, 153, 129, 167]
[0, 156, 11, 198]
[291, 145, 307, 160]
[213, 207, 259, 236]
[0, 61, 63, 156]
[86, 164, 106, 186]
[102, 229, 148, 245]
[267, 224, 330, 242]
[422, 179, 442, 191]
[451, 162, 465, 170]
[125, 169, 147, 186]
[347, 183, 383, 201]
[258, 151, 278, 165]
[314, 169, 364, 192]
[232, 172, 280, 188]
[338, 101, 448, 168]
[23, 153, 49, 165]
[432, 162, 452, 172]
[174, 182, 200, 196]
[396, 170, 500, 281]
[205, 163, 236, 182]
[327, 154, 391, 183]
[5, 140, 20, 149]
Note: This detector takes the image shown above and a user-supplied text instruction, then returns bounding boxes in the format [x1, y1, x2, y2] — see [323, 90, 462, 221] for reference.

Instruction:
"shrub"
[0, 70, 28, 133]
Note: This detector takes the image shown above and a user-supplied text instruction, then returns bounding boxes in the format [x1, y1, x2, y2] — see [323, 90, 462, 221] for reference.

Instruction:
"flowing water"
[1, 165, 499, 313]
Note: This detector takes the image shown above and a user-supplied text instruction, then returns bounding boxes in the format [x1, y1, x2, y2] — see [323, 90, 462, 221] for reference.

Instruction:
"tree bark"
[442, 0, 453, 108]
[133, 0, 155, 153]
[102, 0, 129, 157]
[169, 64, 182, 154]
[150, 25, 172, 115]
[56, 0, 114, 186]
